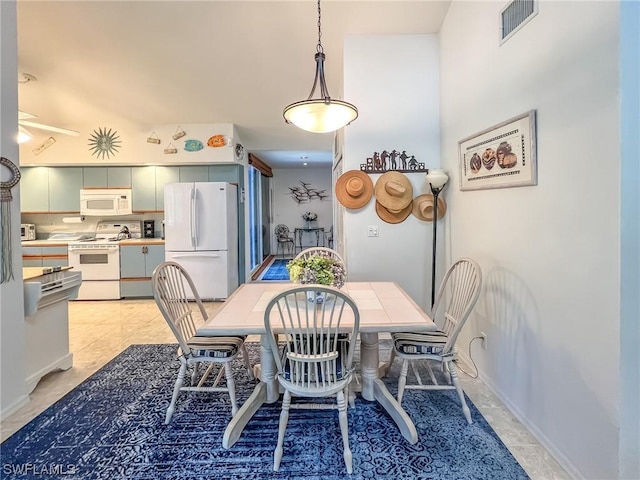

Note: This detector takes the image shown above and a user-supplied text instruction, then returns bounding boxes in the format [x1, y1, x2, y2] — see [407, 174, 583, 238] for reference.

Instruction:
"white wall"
[440, 2, 620, 478]
[0, 0, 29, 419]
[19, 122, 237, 165]
[270, 167, 332, 255]
[343, 35, 440, 309]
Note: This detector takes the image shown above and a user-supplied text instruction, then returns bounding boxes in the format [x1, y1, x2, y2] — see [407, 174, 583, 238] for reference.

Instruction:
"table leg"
[359, 332, 418, 445]
[222, 334, 279, 449]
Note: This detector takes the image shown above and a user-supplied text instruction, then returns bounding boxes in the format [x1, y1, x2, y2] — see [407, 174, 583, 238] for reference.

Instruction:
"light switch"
[367, 225, 379, 237]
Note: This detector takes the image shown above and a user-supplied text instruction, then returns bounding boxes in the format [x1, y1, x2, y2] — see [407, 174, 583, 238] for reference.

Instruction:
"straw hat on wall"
[335, 170, 374, 209]
[374, 172, 413, 211]
[375, 200, 413, 224]
[412, 193, 447, 221]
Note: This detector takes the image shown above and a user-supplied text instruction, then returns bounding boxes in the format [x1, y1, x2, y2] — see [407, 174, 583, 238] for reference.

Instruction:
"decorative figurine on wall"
[360, 149, 428, 174]
[288, 181, 328, 204]
[88, 127, 121, 160]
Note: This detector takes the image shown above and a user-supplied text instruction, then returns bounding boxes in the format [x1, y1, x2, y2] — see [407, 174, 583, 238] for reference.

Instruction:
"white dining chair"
[152, 261, 254, 424]
[263, 284, 360, 474]
[389, 257, 482, 424]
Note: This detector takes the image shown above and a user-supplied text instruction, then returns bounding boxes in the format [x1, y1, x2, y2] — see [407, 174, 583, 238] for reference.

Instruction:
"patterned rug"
[1, 344, 529, 480]
[261, 258, 291, 281]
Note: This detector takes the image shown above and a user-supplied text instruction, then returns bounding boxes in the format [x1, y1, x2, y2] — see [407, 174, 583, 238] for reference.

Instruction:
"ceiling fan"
[18, 73, 79, 140]
[18, 111, 80, 137]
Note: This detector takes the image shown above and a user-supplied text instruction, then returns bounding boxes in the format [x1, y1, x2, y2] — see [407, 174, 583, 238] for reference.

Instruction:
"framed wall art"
[458, 110, 537, 191]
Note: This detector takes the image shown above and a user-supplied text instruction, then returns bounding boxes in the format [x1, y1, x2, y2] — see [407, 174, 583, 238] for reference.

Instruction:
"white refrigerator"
[164, 182, 239, 299]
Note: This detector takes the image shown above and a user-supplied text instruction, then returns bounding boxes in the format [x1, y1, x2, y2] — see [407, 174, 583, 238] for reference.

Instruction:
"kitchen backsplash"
[22, 212, 165, 240]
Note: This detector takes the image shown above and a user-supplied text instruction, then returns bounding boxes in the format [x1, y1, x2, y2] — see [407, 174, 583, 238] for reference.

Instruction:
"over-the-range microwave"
[80, 189, 132, 216]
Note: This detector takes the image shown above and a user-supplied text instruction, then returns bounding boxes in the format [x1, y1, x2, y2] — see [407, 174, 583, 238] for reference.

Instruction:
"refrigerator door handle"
[190, 187, 196, 249]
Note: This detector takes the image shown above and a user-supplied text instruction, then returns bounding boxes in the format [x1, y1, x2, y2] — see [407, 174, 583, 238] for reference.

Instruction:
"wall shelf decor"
[359, 150, 428, 174]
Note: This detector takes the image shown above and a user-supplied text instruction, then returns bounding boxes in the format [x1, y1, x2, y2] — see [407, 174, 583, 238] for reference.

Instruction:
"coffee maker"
[143, 220, 155, 238]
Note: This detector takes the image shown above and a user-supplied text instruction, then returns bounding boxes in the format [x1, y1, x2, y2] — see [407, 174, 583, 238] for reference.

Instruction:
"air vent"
[500, 0, 537, 44]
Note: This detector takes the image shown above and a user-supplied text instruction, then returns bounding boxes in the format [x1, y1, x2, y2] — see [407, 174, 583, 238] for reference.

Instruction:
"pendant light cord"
[316, 0, 323, 54]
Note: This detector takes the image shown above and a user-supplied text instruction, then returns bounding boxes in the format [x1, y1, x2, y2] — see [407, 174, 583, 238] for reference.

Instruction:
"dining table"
[197, 281, 436, 449]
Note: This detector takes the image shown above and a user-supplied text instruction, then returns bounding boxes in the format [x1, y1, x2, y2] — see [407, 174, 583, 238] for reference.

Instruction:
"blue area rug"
[261, 259, 291, 281]
[1, 344, 529, 480]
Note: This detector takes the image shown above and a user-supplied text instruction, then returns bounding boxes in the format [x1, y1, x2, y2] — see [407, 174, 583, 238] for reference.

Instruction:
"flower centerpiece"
[302, 211, 317, 229]
[287, 254, 346, 289]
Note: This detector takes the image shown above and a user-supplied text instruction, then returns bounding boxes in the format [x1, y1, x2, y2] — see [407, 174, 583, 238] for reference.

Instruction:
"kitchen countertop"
[118, 238, 165, 245]
[22, 239, 165, 247]
[22, 241, 70, 247]
[23, 266, 74, 281]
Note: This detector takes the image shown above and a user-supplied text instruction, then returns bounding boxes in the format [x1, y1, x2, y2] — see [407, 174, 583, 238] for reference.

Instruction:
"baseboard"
[1, 395, 30, 421]
[458, 349, 580, 479]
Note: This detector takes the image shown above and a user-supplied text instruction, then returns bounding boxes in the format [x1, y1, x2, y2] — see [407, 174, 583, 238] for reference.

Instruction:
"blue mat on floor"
[1, 344, 529, 480]
[261, 258, 291, 281]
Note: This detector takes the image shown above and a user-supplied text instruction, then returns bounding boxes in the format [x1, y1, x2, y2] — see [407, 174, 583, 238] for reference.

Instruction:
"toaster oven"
[21, 223, 36, 241]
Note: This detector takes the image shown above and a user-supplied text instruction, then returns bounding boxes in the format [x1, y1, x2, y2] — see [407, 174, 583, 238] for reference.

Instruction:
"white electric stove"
[68, 221, 141, 300]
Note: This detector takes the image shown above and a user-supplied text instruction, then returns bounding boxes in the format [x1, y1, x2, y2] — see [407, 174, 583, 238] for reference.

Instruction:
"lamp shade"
[283, 99, 358, 134]
[426, 169, 449, 190]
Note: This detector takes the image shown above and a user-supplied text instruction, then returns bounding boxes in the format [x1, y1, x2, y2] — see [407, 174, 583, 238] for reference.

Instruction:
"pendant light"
[283, 0, 358, 134]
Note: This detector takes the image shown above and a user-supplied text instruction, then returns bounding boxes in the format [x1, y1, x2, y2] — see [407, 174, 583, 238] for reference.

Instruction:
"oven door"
[68, 245, 120, 280]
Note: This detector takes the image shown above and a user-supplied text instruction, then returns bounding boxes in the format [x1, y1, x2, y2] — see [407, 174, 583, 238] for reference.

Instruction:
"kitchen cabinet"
[155, 166, 179, 211]
[120, 244, 165, 297]
[131, 166, 157, 211]
[108, 167, 131, 187]
[180, 166, 209, 182]
[82, 167, 131, 188]
[20, 167, 50, 212]
[82, 167, 108, 187]
[49, 168, 83, 212]
[208, 164, 243, 183]
[22, 246, 68, 268]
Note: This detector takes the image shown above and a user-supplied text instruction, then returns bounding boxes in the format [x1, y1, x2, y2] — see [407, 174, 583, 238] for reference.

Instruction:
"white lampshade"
[426, 169, 449, 189]
[283, 99, 358, 134]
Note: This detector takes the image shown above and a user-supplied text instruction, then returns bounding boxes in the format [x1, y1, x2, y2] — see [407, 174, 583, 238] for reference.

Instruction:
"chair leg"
[397, 359, 409, 404]
[337, 389, 353, 474]
[223, 362, 239, 417]
[449, 360, 472, 425]
[273, 390, 291, 471]
[166, 359, 187, 424]
[241, 344, 254, 380]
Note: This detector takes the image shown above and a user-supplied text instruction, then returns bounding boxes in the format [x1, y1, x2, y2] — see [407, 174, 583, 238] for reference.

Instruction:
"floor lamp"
[425, 169, 449, 308]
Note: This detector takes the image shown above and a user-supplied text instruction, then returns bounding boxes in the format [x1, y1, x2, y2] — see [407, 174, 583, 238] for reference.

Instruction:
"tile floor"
[1, 298, 571, 480]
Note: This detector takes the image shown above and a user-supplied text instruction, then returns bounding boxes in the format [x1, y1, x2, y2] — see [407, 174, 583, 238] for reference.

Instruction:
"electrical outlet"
[367, 225, 379, 237]
[480, 332, 487, 350]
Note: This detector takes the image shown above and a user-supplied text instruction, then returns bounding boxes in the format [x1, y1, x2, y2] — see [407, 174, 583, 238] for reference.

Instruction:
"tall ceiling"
[16, 0, 451, 168]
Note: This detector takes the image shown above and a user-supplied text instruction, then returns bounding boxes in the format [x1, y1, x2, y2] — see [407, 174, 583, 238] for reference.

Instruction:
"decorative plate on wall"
[184, 139, 204, 152]
[207, 135, 226, 148]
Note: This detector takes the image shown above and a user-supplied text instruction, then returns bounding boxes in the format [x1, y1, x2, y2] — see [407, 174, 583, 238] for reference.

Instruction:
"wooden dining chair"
[389, 258, 482, 424]
[152, 261, 254, 424]
[263, 284, 360, 474]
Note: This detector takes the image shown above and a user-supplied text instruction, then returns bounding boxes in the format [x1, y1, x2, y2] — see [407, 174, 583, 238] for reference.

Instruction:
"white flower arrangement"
[302, 211, 318, 222]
